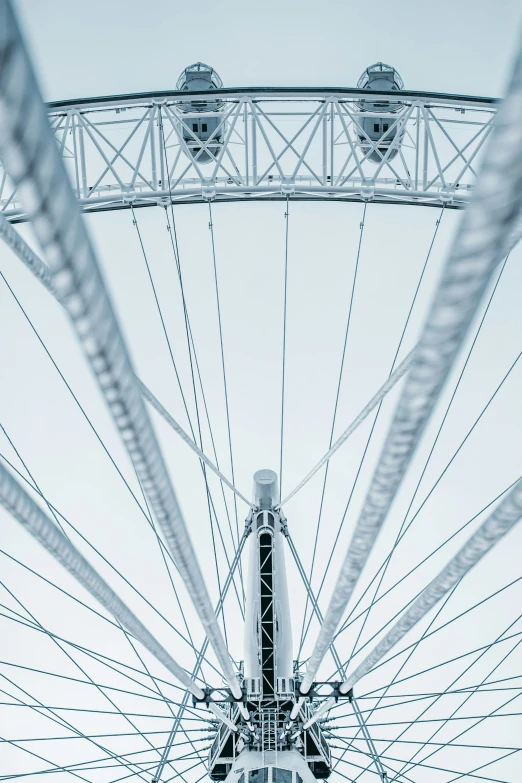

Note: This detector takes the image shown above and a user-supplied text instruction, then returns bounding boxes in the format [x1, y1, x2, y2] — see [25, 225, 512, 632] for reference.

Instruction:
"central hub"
[208, 472, 332, 781]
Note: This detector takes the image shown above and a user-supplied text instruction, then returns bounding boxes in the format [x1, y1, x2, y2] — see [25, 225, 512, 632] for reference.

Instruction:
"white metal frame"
[0, 87, 498, 219]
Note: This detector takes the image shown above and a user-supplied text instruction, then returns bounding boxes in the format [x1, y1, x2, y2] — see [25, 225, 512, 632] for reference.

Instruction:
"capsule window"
[373, 123, 379, 133]
[273, 770, 292, 783]
[202, 123, 208, 132]
[249, 770, 268, 783]
[383, 123, 389, 132]
[192, 123, 198, 132]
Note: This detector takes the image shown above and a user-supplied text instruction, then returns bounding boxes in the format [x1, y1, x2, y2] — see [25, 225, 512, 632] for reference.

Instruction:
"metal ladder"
[261, 708, 278, 765]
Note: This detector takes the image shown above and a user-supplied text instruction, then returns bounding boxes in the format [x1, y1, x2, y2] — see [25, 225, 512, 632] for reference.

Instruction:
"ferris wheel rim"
[1, 3, 522, 781]
[0, 84, 501, 220]
[45, 86, 499, 113]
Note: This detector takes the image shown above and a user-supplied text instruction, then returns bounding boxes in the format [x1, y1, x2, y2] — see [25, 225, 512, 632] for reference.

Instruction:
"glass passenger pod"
[176, 62, 225, 164]
[353, 62, 406, 163]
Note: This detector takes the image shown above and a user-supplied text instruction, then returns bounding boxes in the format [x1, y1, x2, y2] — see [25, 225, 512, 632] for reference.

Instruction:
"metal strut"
[0, 461, 208, 704]
[298, 27, 522, 701]
[152, 522, 252, 782]
[279, 346, 416, 508]
[304, 475, 522, 729]
[0, 0, 246, 716]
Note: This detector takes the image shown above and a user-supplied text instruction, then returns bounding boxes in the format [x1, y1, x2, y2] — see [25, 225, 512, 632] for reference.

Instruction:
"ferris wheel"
[1, 2, 522, 782]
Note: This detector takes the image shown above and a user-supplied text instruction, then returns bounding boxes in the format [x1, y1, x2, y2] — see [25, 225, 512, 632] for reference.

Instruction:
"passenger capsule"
[353, 62, 405, 163]
[176, 62, 225, 164]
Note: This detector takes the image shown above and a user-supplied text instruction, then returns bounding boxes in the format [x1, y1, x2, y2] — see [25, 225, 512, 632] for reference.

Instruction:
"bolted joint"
[192, 687, 213, 707]
[230, 684, 247, 704]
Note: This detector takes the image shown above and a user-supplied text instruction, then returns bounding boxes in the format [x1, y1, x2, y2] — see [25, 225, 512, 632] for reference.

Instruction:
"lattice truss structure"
[0, 88, 497, 218]
[2, 2, 522, 782]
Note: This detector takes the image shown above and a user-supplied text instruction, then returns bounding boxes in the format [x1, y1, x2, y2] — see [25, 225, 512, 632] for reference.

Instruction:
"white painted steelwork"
[244, 471, 293, 685]
[0, 86, 498, 219]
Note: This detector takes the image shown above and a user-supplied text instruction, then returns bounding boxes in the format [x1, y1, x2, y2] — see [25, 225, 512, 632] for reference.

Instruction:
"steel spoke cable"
[283, 529, 345, 678]
[359, 629, 522, 701]
[0, 721, 191, 778]
[337, 208, 447, 680]
[446, 750, 521, 783]
[0, 732, 210, 745]
[280, 346, 416, 509]
[0, 213, 249, 514]
[382, 750, 516, 783]
[0, 582, 182, 768]
[0, 674, 151, 782]
[0, 547, 185, 668]
[0, 417, 203, 752]
[132, 469, 211, 689]
[333, 342, 522, 676]
[349, 604, 522, 782]
[331, 737, 502, 783]
[0, 270, 151, 536]
[381, 744, 519, 783]
[279, 195, 290, 498]
[330, 588, 455, 783]
[0, 758, 162, 780]
[130, 204, 196, 439]
[0, 734, 91, 783]
[297, 202, 367, 663]
[208, 200, 243, 563]
[151, 523, 250, 783]
[324, 302, 516, 674]
[158, 125, 246, 627]
[0, 6, 243, 709]
[0, 658, 191, 708]
[331, 745, 414, 783]
[0, 271, 210, 669]
[328, 475, 520, 657]
[311, 587, 522, 733]
[284, 206, 442, 510]
[0, 462, 242, 733]
[115, 761, 173, 783]
[106, 585, 206, 769]
[0, 696, 207, 721]
[347, 583, 461, 780]
[138, 199, 232, 647]
[297, 404, 384, 664]
[345, 351, 522, 666]
[328, 293, 509, 657]
[0, 449, 221, 682]
[299, 34, 522, 701]
[3, 279, 224, 727]
[343, 251, 510, 679]
[394, 632, 522, 774]
[446, 752, 521, 783]
[298, 492, 521, 685]
[138, 379, 250, 506]
[333, 740, 513, 783]
[353, 685, 522, 714]
[0, 586, 197, 783]
[297, 207, 443, 660]
[331, 735, 522, 753]
[163, 761, 207, 783]
[137, 388, 246, 624]
[132, 202, 243, 636]
[6, 742, 212, 777]
[304, 476, 522, 730]
[391, 628, 522, 780]
[154, 111, 255, 772]
[332, 710, 522, 730]
[0, 596, 218, 703]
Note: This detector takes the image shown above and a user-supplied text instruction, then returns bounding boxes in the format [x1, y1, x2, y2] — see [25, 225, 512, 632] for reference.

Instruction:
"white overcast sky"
[2, 1, 522, 781]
